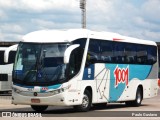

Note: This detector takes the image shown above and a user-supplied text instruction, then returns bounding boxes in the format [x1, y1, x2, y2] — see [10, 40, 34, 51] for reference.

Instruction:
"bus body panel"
[0, 47, 16, 91]
[81, 63, 158, 103]
[0, 64, 12, 91]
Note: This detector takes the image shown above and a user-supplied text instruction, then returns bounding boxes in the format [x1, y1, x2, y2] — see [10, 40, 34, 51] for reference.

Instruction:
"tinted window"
[0, 51, 4, 65]
[114, 42, 125, 63]
[8, 51, 16, 64]
[137, 45, 148, 64]
[87, 39, 100, 63]
[100, 41, 113, 63]
[125, 43, 137, 63]
[0, 51, 16, 65]
[86, 39, 157, 65]
[147, 46, 157, 64]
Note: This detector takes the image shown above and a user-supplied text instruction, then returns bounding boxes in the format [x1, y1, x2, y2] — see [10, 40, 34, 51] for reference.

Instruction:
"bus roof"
[22, 29, 157, 46]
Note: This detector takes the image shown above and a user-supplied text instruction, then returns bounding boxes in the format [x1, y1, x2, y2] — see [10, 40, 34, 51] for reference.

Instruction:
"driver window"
[86, 39, 100, 65]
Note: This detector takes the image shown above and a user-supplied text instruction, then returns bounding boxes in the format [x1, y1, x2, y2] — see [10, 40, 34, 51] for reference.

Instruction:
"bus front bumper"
[12, 91, 75, 106]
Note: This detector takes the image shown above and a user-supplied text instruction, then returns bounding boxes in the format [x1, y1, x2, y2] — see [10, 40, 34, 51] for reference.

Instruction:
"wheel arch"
[84, 86, 93, 102]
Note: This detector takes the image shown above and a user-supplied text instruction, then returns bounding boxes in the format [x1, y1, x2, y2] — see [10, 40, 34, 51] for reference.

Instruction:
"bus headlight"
[13, 87, 21, 93]
[49, 86, 69, 95]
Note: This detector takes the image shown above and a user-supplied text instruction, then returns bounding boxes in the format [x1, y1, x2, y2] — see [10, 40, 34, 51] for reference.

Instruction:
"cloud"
[0, 31, 5, 41]
[0, 10, 7, 18]
[31, 19, 81, 30]
[3, 33, 23, 41]
[133, 17, 159, 31]
[0, 29, 22, 41]
[0, 0, 81, 41]
[142, 0, 160, 21]
[87, 0, 137, 29]
[1, 24, 24, 33]
[21, 0, 79, 12]
[86, 0, 160, 41]
[0, 0, 80, 13]
[0, 0, 160, 42]
[143, 31, 160, 40]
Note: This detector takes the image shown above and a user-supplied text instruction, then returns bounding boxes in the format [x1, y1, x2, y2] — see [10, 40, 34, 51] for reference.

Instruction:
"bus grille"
[0, 74, 8, 81]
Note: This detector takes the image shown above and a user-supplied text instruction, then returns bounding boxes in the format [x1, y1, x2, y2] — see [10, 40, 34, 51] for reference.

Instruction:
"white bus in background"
[0, 46, 17, 92]
[5, 29, 159, 112]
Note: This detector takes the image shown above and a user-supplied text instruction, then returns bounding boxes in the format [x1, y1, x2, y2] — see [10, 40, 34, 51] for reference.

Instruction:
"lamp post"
[80, 0, 86, 29]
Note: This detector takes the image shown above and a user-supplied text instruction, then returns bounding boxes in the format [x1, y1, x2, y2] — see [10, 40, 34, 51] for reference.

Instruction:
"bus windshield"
[13, 43, 69, 86]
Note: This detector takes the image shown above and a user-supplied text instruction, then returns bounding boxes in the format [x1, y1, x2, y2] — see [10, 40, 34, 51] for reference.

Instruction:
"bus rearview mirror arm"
[64, 44, 80, 64]
[4, 44, 18, 63]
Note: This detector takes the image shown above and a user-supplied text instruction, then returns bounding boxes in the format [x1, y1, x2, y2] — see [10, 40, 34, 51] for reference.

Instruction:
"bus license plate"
[31, 99, 40, 103]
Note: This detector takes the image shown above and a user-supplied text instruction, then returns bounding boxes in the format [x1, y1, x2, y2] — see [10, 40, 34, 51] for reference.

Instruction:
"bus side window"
[147, 46, 157, 64]
[113, 42, 125, 63]
[8, 51, 16, 64]
[86, 39, 100, 65]
[100, 41, 113, 63]
[137, 45, 147, 64]
[0, 51, 5, 65]
[0, 51, 16, 65]
[125, 43, 136, 63]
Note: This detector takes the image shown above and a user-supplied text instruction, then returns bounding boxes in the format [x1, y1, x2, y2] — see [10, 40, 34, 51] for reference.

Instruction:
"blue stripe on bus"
[47, 84, 61, 90]
[105, 64, 152, 101]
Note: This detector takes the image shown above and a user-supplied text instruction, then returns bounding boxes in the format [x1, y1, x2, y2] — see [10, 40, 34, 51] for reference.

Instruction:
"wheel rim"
[137, 92, 141, 104]
[82, 94, 89, 108]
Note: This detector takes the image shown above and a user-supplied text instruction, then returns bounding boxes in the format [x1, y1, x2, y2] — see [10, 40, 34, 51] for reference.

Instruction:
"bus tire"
[31, 105, 48, 112]
[74, 90, 92, 112]
[125, 87, 143, 107]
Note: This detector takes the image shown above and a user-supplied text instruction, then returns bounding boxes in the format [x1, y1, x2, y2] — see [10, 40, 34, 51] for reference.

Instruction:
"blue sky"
[0, 0, 160, 42]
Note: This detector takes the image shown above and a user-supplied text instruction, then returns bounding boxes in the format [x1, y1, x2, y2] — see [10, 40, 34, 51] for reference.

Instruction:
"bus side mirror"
[4, 44, 18, 63]
[64, 44, 80, 64]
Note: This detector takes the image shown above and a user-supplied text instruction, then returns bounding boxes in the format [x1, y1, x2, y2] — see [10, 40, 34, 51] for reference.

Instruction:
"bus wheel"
[31, 105, 48, 112]
[126, 87, 143, 107]
[74, 90, 92, 112]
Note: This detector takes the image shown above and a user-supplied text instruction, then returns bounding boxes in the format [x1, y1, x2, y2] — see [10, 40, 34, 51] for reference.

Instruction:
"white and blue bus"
[5, 29, 159, 112]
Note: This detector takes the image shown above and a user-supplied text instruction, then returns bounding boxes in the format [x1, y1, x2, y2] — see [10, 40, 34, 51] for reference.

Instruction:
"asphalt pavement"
[0, 89, 159, 119]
